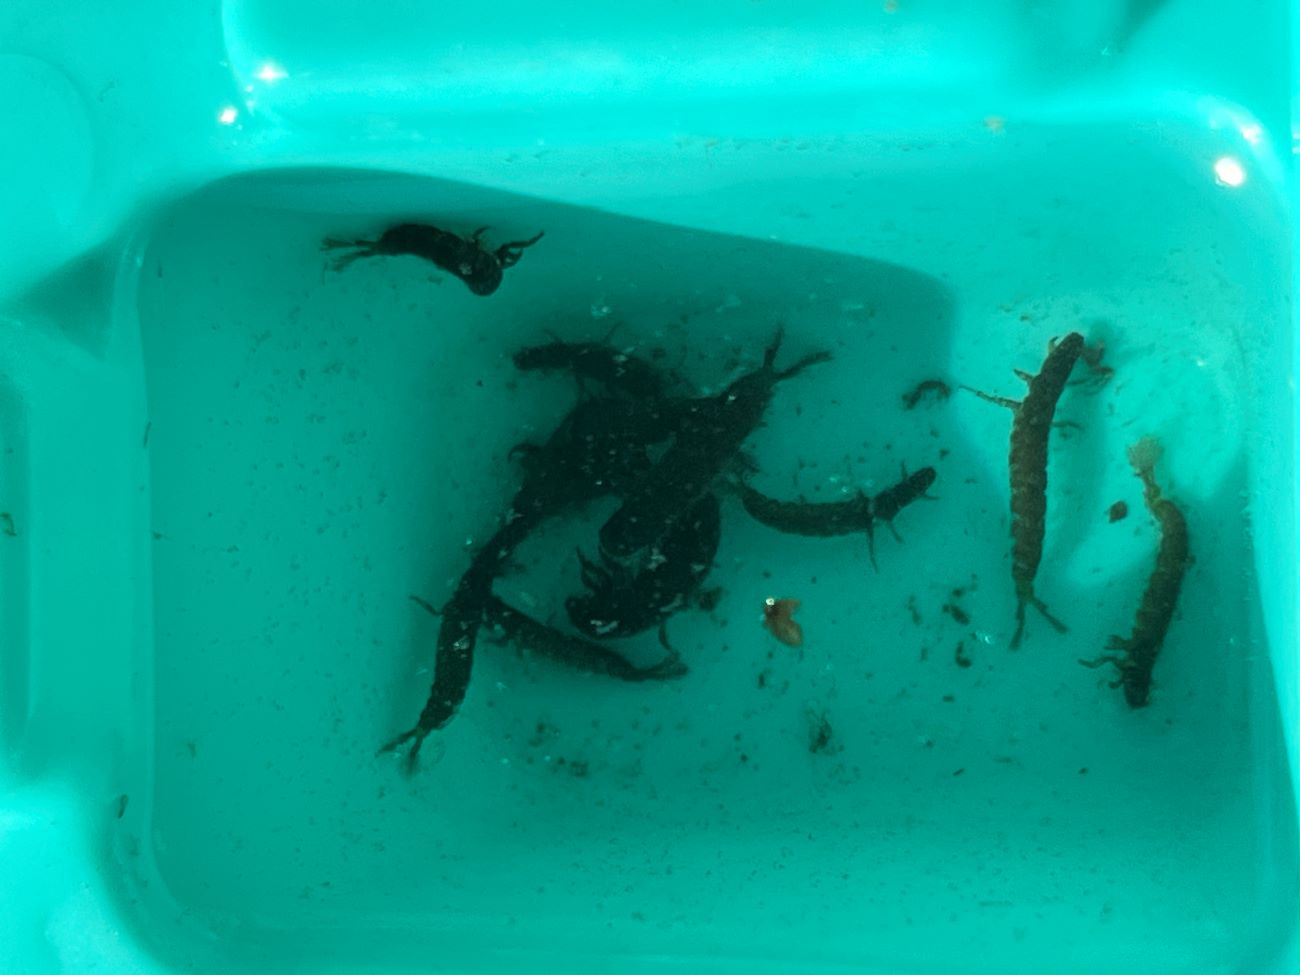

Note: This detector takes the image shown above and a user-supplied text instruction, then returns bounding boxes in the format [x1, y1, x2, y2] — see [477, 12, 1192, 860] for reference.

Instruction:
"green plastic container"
[1, 1, 1296, 972]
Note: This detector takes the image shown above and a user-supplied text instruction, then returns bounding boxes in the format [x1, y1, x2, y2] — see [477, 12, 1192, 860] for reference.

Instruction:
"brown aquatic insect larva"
[762, 597, 803, 647]
[1080, 437, 1189, 707]
[967, 331, 1109, 647]
[1108, 500, 1128, 523]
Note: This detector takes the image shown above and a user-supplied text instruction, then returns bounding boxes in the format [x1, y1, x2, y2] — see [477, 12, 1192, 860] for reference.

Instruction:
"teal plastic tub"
[1, 1, 1297, 972]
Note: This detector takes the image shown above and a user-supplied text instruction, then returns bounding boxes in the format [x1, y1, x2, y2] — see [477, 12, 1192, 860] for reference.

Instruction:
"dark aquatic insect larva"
[967, 331, 1108, 647]
[566, 491, 722, 640]
[513, 340, 669, 400]
[733, 465, 936, 569]
[379, 384, 684, 769]
[377, 510, 540, 771]
[599, 328, 831, 559]
[377, 573, 487, 771]
[322, 223, 544, 296]
[735, 483, 872, 536]
[1080, 437, 1189, 707]
[870, 466, 938, 540]
[482, 596, 687, 682]
[506, 340, 681, 513]
[508, 394, 683, 514]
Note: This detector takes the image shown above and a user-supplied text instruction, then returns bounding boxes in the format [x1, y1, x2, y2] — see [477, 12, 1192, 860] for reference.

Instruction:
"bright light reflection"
[218, 106, 238, 125]
[256, 62, 287, 83]
[1213, 156, 1246, 187]
[1239, 123, 1263, 146]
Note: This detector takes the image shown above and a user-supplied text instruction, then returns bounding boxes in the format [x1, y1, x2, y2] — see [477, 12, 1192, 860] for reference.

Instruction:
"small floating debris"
[762, 597, 803, 647]
[942, 602, 971, 625]
[901, 379, 952, 410]
[805, 706, 838, 755]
